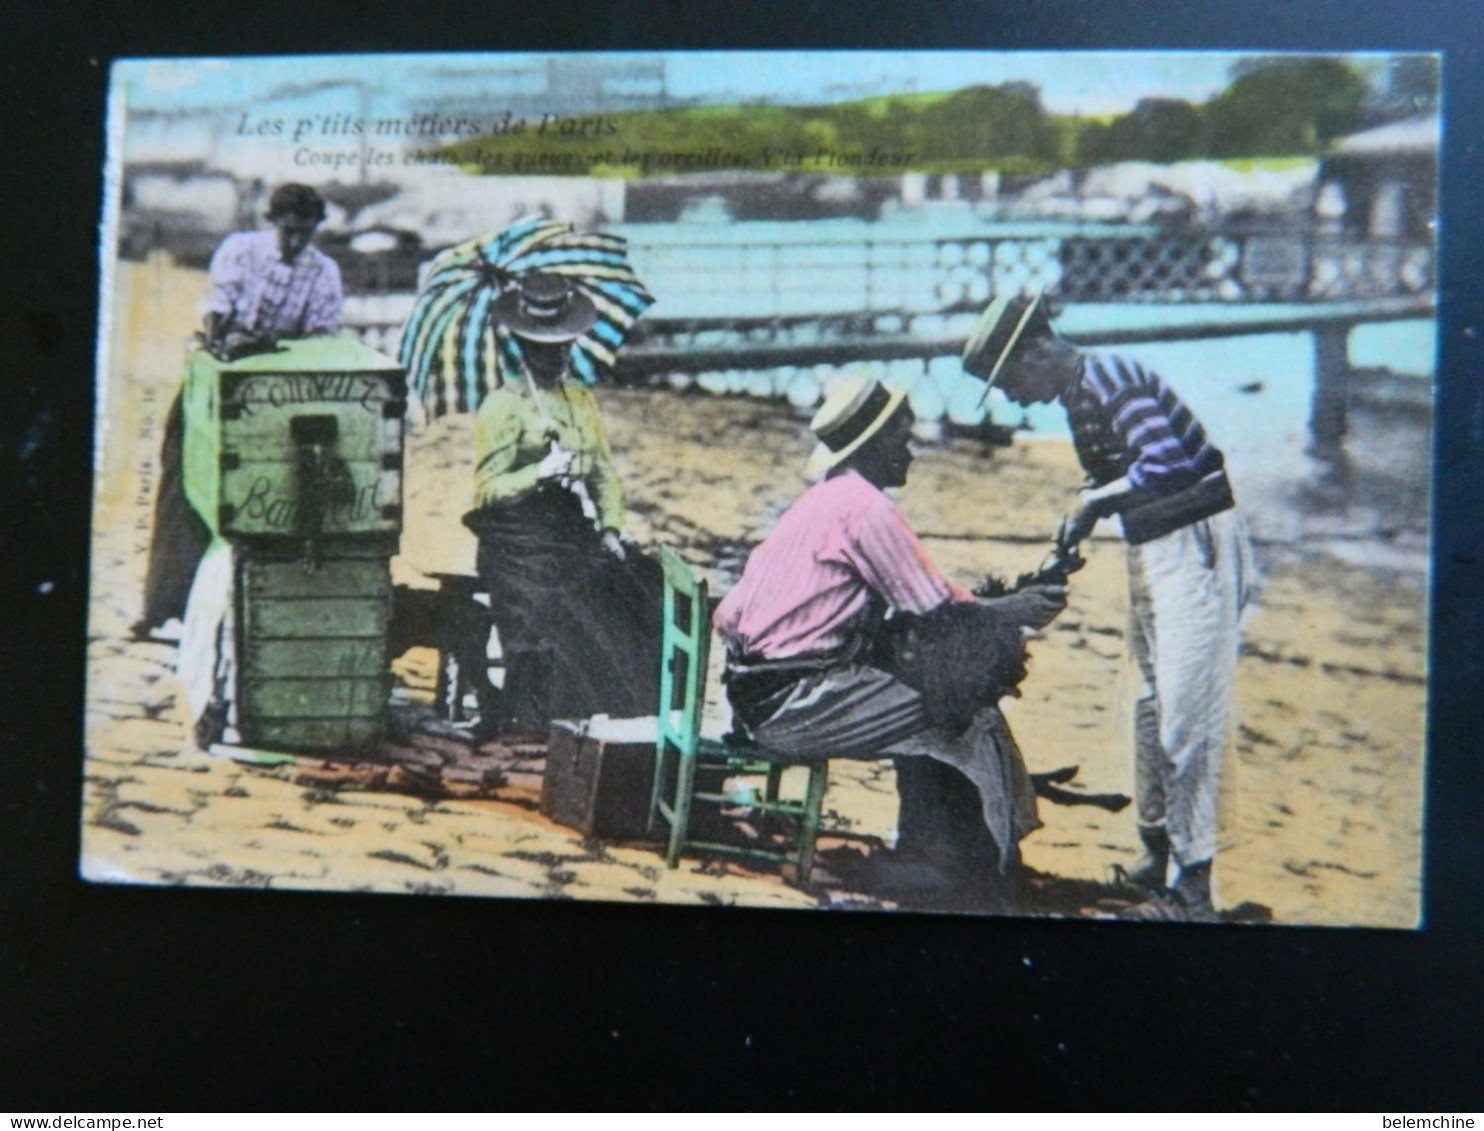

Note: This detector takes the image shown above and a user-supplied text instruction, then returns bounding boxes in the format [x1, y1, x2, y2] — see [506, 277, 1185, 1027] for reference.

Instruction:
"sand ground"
[81, 257, 1427, 926]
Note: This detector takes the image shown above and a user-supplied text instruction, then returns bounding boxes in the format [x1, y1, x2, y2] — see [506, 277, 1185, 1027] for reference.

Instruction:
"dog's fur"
[875, 601, 1029, 735]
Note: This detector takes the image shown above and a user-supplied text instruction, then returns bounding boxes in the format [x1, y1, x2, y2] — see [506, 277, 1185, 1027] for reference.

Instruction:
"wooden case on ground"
[542, 717, 664, 840]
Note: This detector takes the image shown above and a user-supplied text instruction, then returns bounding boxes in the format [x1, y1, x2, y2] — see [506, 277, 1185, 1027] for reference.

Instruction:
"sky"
[118, 49, 1400, 119]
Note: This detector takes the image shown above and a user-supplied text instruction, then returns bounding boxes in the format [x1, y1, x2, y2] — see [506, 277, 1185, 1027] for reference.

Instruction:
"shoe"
[128, 618, 183, 644]
[193, 699, 228, 750]
[1124, 823, 1169, 890]
[1119, 858, 1219, 923]
[1118, 888, 1220, 924]
[1170, 858, 1217, 919]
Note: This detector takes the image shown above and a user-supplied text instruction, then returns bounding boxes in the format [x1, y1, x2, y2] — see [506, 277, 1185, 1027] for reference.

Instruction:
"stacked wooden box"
[182, 337, 406, 753]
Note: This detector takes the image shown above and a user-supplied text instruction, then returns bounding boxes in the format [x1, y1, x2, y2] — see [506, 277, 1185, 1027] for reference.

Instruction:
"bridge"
[615, 294, 1434, 446]
[341, 222, 1435, 444]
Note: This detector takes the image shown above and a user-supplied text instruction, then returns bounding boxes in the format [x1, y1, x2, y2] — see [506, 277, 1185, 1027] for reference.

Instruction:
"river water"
[352, 215, 1437, 575]
[612, 217, 1436, 577]
[1024, 322, 1435, 577]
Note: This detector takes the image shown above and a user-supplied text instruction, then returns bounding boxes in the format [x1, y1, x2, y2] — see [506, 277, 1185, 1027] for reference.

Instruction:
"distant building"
[1317, 115, 1438, 240]
[118, 161, 254, 264]
[626, 171, 901, 223]
[406, 55, 684, 122]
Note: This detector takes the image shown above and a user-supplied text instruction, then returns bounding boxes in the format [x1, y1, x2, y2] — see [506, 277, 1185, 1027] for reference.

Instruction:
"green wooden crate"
[236, 542, 393, 754]
[183, 337, 406, 541]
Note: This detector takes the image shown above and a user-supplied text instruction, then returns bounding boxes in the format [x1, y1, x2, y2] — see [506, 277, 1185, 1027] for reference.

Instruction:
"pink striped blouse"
[204, 230, 343, 340]
[715, 470, 972, 660]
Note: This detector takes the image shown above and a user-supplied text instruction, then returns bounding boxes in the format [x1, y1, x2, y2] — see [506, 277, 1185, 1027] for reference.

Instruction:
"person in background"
[134, 183, 343, 641]
[963, 292, 1256, 922]
[198, 182, 343, 360]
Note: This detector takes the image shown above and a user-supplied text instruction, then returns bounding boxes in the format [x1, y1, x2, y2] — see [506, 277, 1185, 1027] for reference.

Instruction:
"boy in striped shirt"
[964, 294, 1256, 922]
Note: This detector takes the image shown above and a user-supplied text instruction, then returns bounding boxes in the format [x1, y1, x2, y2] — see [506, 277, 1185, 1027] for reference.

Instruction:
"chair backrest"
[657, 546, 711, 760]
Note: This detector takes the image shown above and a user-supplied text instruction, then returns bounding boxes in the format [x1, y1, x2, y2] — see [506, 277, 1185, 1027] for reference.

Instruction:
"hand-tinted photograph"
[85, 50, 1437, 926]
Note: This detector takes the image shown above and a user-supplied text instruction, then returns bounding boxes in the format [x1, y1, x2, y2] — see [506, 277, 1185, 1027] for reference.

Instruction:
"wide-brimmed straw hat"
[961, 291, 1046, 389]
[492, 272, 599, 342]
[805, 372, 910, 478]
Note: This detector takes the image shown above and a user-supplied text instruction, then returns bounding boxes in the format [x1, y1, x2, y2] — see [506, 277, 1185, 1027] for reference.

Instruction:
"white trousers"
[1125, 509, 1255, 872]
[179, 541, 237, 741]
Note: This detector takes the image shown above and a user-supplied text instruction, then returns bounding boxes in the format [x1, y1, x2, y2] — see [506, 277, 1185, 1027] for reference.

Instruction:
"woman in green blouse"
[463, 273, 660, 736]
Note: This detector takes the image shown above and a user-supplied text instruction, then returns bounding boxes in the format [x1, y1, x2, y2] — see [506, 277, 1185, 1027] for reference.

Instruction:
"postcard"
[85, 50, 1437, 925]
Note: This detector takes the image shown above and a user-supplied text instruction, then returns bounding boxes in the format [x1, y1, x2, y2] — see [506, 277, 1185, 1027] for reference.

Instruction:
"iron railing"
[340, 225, 1436, 413]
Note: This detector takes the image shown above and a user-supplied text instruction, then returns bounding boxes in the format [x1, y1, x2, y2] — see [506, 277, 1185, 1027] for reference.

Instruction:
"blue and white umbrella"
[400, 216, 655, 419]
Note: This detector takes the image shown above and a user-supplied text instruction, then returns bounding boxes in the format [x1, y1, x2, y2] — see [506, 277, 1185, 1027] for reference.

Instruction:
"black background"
[3, 0, 1481, 1111]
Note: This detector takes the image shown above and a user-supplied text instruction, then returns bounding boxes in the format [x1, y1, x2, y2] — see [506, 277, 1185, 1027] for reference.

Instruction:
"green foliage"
[1217, 156, 1318, 173]
[1202, 59, 1367, 157]
[907, 84, 1059, 166]
[1079, 99, 1203, 165]
[436, 58, 1373, 179]
[1076, 59, 1368, 165]
[437, 84, 1063, 178]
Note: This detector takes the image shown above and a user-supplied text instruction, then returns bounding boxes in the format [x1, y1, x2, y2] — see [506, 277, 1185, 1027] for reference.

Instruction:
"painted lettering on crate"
[232, 374, 387, 415]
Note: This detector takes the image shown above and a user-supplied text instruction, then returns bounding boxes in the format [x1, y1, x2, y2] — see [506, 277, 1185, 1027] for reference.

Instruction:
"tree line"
[444, 57, 1432, 177]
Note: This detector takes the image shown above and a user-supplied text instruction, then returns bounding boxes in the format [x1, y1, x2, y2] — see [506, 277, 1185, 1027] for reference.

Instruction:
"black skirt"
[139, 392, 211, 630]
[464, 485, 662, 731]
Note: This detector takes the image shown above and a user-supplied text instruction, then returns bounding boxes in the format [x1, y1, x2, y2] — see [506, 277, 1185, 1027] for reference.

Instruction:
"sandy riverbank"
[82, 257, 1427, 926]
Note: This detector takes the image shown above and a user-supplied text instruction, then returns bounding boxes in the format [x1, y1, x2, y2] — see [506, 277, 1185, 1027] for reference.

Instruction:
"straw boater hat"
[493, 272, 599, 342]
[961, 291, 1046, 390]
[805, 372, 910, 478]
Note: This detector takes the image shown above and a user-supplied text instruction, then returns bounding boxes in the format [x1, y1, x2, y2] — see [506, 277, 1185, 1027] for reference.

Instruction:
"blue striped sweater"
[1064, 353, 1225, 494]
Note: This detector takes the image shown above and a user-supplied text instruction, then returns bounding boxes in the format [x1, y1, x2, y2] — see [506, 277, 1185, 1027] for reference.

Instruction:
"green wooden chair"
[649, 546, 830, 882]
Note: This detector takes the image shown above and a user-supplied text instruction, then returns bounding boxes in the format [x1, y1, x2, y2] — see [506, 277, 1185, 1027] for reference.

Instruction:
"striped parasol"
[399, 216, 655, 419]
